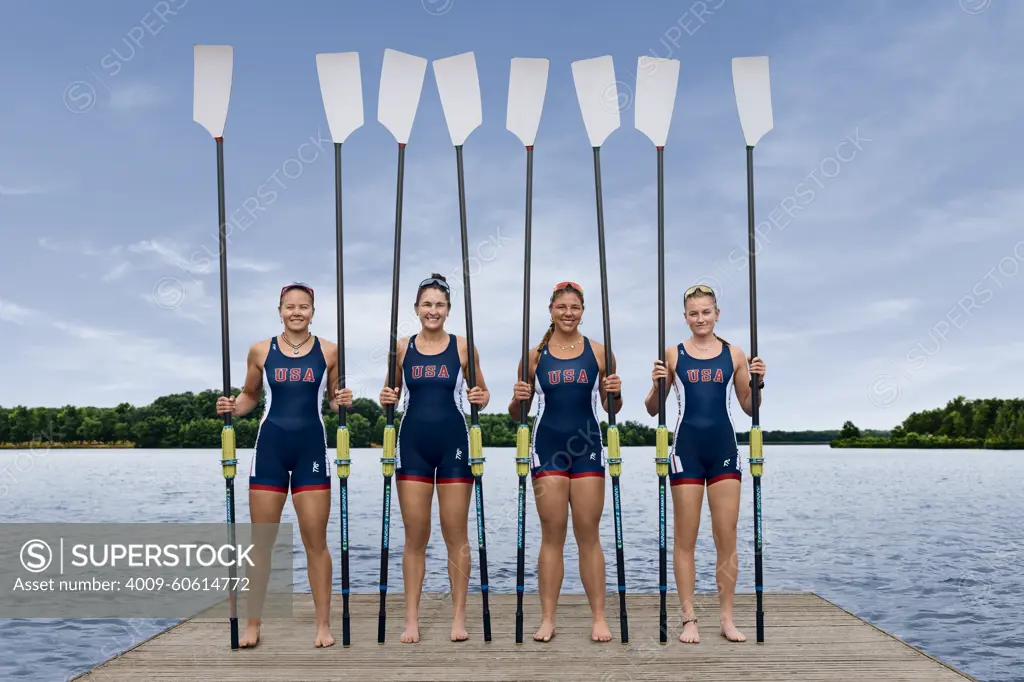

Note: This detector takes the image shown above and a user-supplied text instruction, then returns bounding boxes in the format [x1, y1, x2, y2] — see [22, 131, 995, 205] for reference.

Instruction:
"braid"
[538, 322, 555, 352]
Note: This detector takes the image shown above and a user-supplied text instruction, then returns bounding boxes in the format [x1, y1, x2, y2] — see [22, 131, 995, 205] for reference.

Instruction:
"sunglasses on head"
[281, 282, 314, 301]
[554, 281, 583, 295]
[684, 284, 715, 298]
[419, 277, 450, 291]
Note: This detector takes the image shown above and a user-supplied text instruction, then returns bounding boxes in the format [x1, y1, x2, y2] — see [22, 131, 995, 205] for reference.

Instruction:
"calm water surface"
[0, 446, 1020, 681]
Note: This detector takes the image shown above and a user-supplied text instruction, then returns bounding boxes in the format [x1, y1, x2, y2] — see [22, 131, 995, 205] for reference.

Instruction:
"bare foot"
[239, 620, 261, 648]
[591, 617, 612, 642]
[679, 618, 699, 644]
[400, 621, 420, 643]
[533, 617, 556, 642]
[450, 611, 468, 642]
[720, 619, 746, 642]
[314, 624, 335, 648]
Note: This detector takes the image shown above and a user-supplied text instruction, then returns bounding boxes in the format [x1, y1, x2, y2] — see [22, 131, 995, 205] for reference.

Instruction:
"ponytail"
[714, 334, 729, 345]
[538, 322, 555, 352]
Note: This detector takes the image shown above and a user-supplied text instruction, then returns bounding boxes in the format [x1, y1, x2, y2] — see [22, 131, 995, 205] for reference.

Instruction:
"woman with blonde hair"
[646, 284, 765, 644]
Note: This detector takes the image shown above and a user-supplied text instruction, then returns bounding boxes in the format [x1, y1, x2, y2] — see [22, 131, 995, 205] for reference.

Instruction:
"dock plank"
[72, 593, 975, 681]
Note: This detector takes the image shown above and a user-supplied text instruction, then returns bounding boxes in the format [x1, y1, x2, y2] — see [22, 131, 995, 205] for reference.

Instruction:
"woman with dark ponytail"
[508, 281, 622, 643]
[645, 283, 766, 645]
[378, 273, 490, 643]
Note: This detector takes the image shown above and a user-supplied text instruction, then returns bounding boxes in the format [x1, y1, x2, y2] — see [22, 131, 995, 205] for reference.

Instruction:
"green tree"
[348, 413, 371, 448]
[77, 416, 105, 441]
[180, 419, 222, 448]
[349, 398, 383, 427]
[839, 421, 861, 440]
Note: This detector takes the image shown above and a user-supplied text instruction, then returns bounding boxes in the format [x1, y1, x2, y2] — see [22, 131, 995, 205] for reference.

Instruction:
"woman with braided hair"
[508, 281, 622, 643]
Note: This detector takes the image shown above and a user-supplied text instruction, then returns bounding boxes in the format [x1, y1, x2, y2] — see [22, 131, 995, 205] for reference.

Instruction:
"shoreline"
[831, 437, 1024, 450]
[0, 441, 135, 449]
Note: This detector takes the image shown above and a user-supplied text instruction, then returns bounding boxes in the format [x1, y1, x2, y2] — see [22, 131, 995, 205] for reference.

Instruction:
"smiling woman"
[508, 280, 623, 643]
[212, 281, 354, 650]
[377, 272, 490, 644]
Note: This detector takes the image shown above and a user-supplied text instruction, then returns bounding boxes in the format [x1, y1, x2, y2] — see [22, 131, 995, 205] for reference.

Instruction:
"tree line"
[831, 396, 1024, 449]
[0, 389, 841, 449]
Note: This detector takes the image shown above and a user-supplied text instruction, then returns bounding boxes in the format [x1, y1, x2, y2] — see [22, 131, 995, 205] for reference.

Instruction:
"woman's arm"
[507, 349, 537, 420]
[461, 337, 490, 411]
[379, 338, 408, 406]
[320, 339, 352, 413]
[644, 346, 677, 416]
[731, 345, 764, 416]
[232, 342, 267, 417]
[592, 342, 623, 414]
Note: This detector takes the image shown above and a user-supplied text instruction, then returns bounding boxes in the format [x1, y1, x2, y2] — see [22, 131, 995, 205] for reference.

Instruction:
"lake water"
[0, 446, 1020, 681]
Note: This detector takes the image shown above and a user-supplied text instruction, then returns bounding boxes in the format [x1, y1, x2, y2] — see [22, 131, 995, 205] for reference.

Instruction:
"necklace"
[282, 332, 311, 354]
[692, 337, 717, 353]
[554, 335, 583, 350]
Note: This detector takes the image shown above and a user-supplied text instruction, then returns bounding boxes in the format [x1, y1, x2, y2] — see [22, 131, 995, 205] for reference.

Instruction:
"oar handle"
[221, 426, 237, 479]
[381, 425, 396, 477]
[606, 425, 621, 478]
[654, 426, 668, 477]
[515, 425, 530, 478]
[469, 425, 484, 478]
[336, 425, 351, 479]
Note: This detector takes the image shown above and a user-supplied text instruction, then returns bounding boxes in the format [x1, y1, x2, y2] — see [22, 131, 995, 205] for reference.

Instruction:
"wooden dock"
[72, 593, 975, 681]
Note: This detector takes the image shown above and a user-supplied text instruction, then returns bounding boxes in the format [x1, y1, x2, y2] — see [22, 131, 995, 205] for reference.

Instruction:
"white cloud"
[0, 298, 37, 325]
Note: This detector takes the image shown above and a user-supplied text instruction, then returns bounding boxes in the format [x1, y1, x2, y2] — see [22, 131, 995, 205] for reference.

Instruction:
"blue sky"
[1, 0, 1023, 431]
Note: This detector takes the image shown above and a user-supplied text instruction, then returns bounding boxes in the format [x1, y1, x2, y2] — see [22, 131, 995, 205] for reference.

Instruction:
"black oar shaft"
[657, 146, 666, 423]
[455, 144, 490, 641]
[612, 479, 627, 643]
[519, 146, 534, 425]
[592, 145, 627, 643]
[214, 137, 239, 650]
[378, 475, 392, 643]
[341, 478, 350, 645]
[656, 145, 667, 644]
[591, 147, 616, 425]
[515, 145, 534, 645]
[474, 477, 491, 641]
[386, 144, 406, 424]
[746, 147, 760, 413]
[379, 142, 406, 644]
[335, 142, 347, 429]
[216, 139, 232, 423]
[333, 141, 351, 647]
[455, 145, 479, 425]
[746, 145, 765, 644]
[514, 473, 526, 643]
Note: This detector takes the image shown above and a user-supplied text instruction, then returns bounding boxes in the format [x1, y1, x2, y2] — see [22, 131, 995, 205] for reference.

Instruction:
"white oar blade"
[571, 55, 620, 147]
[433, 52, 482, 146]
[316, 52, 364, 143]
[378, 48, 427, 144]
[506, 57, 549, 147]
[634, 57, 680, 147]
[193, 45, 233, 138]
[732, 56, 773, 147]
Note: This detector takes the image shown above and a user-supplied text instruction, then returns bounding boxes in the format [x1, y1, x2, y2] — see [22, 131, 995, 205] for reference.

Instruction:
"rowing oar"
[433, 51, 491, 642]
[505, 56, 549, 646]
[571, 55, 628, 644]
[731, 55, 773, 645]
[193, 44, 238, 650]
[315, 50, 364, 648]
[634, 56, 680, 645]
[376, 48, 427, 644]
